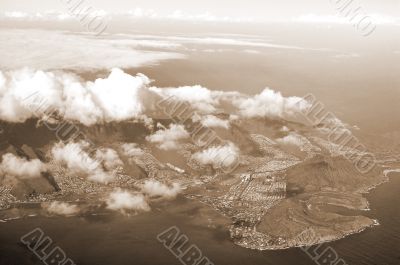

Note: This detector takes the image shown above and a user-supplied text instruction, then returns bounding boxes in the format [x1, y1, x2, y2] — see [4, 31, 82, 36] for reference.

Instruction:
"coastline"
[233, 168, 400, 251]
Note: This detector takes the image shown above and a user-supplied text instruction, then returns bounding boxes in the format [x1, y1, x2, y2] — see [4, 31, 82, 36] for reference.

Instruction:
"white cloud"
[142, 179, 181, 199]
[87, 69, 150, 122]
[3, 11, 29, 18]
[107, 39, 181, 49]
[0, 68, 313, 126]
[192, 142, 239, 170]
[0, 10, 256, 24]
[281, 126, 290, 132]
[95, 148, 123, 171]
[88, 170, 116, 184]
[152, 85, 313, 122]
[200, 115, 230, 129]
[2, 10, 399, 26]
[150, 85, 219, 114]
[105, 33, 320, 52]
[294, 14, 350, 24]
[44, 201, 80, 216]
[163, 10, 255, 23]
[0, 69, 63, 123]
[243, 49, 261, 54]
[121, 143, 144, 157]
[106, 189, 150, 212]
[127, 8, 158, 19]
[0, 29, 184, 71]
[61, 77, 103, 126]
[294, 14, 400, 26]
[51, 141, 116, 184]
[233, 88, 310, 119]
[0, 68, 156, 125]
[52, 141, 99, 174]
[0, 153, 46, 179]
[171, 36, 308, 50]
[146, 124, 190, 150]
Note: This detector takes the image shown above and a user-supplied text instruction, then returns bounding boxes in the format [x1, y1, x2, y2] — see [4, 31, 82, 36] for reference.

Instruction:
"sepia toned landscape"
[0, 1, 399, 265]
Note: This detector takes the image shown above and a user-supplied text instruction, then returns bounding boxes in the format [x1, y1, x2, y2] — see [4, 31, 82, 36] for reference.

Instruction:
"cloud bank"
[0, 68, 311, 127]
[0, 68, 155, 125]
[2, 10, 398, 26]
[0, 29, 183, 70]
[0, 10, 256, 24]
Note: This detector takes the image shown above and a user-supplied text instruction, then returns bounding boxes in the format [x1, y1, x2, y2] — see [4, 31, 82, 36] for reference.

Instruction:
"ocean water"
[0, 173, 399, 265]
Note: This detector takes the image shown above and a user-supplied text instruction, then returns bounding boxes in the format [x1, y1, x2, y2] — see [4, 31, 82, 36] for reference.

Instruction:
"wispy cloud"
[294, 13, 400, 25]
[0, 29, 184, 70]
[0, 9, 255, 23]
[1, 9, 399, 26]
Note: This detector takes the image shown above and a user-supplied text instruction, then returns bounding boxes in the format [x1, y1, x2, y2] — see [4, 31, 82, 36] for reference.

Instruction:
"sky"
[0, 0, 399, 21]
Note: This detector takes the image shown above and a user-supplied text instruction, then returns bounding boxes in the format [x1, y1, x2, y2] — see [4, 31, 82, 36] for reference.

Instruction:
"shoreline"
[234, 168, 400, 251]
